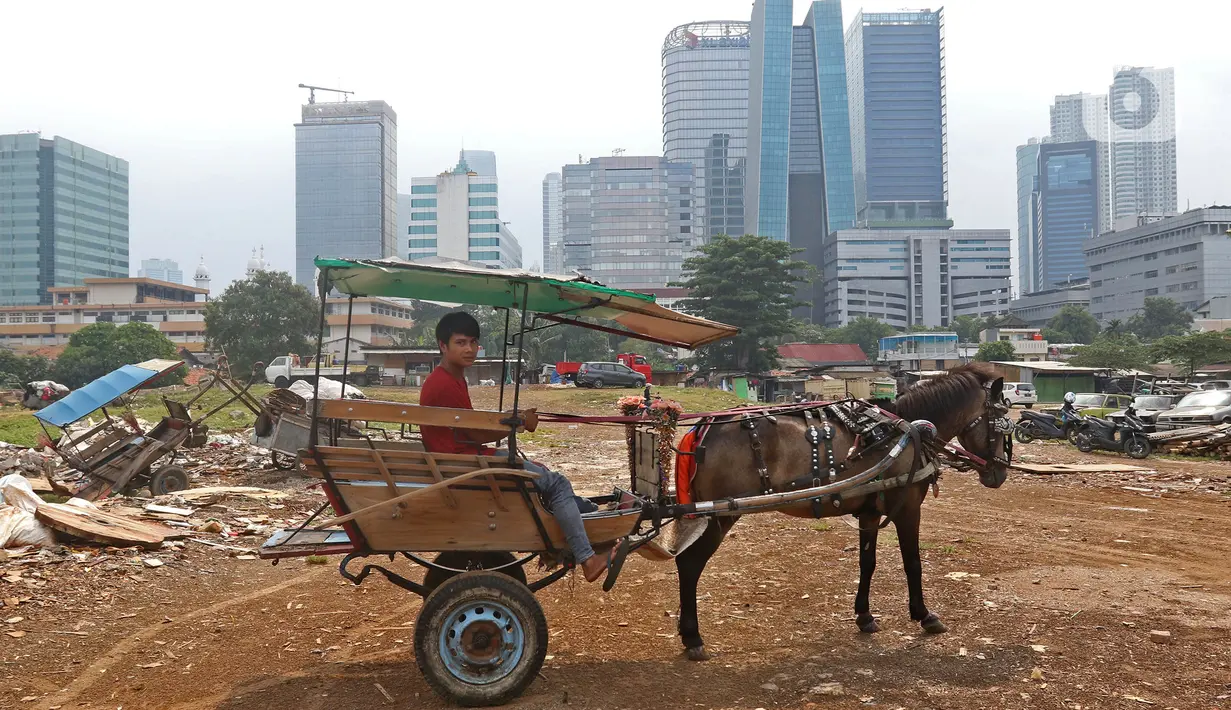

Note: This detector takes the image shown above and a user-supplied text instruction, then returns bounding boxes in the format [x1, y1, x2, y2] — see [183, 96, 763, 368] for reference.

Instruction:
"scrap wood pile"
[1148, 423, 1231, 458]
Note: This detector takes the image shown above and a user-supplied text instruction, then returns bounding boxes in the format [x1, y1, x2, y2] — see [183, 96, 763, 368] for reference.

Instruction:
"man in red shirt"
[421, 312, 615, 583]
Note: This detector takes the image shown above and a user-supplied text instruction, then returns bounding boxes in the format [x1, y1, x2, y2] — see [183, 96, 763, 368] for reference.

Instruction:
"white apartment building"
[406, 154, 522, 270]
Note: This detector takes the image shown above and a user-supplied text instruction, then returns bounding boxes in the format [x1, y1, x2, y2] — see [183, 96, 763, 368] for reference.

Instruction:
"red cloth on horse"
[675, 428, 700, 505]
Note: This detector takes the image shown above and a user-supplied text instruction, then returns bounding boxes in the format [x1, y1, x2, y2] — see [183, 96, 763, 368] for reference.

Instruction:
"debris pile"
[1149, 423, 1231, 458]
[0, 443, 55, 476]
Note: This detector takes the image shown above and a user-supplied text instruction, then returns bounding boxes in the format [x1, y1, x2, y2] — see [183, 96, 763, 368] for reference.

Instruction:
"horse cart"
[259, 257, 1013, 707]
[35, 358, 264, 500]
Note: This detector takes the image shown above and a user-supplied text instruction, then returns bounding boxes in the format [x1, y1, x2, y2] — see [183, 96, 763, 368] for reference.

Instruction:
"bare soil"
[3, 392, 1230, 710]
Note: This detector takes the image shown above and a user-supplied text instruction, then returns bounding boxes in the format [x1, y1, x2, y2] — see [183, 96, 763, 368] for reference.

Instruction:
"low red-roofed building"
[777, 342, 868, 369]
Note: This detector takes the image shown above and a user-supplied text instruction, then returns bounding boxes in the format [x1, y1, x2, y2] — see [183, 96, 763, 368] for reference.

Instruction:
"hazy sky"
[4, 0, 1229, 292]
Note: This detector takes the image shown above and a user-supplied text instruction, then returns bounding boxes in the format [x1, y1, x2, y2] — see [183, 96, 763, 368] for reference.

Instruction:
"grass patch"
[810, 520, 832, 532]
[305, 555, 329, 565]
[877, 531, 899, 548]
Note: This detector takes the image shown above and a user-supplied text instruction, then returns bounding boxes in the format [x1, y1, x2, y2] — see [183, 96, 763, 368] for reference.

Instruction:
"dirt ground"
[3, 390, 1230, 710]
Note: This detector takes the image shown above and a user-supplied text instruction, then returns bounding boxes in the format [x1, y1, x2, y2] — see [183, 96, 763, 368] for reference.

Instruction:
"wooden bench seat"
[303, 444, 638, 554]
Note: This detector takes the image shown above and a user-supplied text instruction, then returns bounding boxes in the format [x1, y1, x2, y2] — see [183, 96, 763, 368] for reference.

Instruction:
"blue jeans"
[496, 451, 597, 563]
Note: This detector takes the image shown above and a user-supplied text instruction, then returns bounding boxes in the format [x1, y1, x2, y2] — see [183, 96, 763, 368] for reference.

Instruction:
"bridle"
[952, 381, 1014, 471]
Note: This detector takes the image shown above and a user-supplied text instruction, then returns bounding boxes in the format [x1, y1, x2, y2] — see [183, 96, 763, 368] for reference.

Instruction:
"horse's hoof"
[856, 614, 880, 634]
[685, 645, 712, 662]
[921, 613, 948, 634]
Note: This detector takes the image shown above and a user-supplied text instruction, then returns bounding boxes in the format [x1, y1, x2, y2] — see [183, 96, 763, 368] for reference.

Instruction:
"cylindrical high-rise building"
[662, 21, 750, 241]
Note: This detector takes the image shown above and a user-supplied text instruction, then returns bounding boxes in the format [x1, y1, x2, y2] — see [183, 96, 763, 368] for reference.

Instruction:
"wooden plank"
[335, 482, 641, 552]
[1009, 462, 1152, 472]
[35, 503, 173, 549]
[317, 400, 536, 433]
[478, 458, 509, 512]
[315, 446, 510, 467]
[314, 468, 540, 529]
[177, 486, 289, 500]
[423, 453, 458, 508]
[369, 449, 411, 517]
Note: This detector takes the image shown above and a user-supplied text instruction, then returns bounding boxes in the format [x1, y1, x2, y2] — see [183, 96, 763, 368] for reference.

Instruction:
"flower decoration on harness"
[618, 395, 683, 495]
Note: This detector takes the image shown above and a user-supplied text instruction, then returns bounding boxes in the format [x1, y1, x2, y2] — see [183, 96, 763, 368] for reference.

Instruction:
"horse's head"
[953, 375, 1012, 488]
[894, 364, 1012, 488]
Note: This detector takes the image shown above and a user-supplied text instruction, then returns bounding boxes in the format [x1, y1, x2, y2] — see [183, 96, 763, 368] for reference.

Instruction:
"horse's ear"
[990, 377, 1005, 398]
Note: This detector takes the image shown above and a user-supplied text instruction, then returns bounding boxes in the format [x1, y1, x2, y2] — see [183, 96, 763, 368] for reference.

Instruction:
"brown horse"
[676, 363, 1011, 661]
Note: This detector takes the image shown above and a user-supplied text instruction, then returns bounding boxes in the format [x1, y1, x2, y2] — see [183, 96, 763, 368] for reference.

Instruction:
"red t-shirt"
[419, 367, 494, 455]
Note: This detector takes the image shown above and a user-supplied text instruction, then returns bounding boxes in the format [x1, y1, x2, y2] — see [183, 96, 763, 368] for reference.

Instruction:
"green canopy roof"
[315, 257, 738, 349]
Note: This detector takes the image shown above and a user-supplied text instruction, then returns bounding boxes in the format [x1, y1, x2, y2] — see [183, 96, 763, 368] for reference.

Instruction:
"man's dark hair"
[436, 311, 481, 346]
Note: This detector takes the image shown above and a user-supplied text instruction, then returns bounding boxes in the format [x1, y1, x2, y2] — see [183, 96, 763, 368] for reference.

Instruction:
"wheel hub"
[440, 601, 525, 685]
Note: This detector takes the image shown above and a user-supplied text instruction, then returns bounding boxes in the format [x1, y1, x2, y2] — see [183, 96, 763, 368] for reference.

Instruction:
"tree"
[833, 317, 896, 360]
[1042, 304, 1100, 344]
[974, 340, 1017, 362]
[783, 320, 836, 345]
[952, 315, 988, 343]
[1068, 332, 1149, 370]
[0, 350, 50, 386]
[1127, 297, 1193, 341]
[51, 322, 180, 388]
[1149, 330, 1231, 377]
[675, 234, 811, 371]
[204, 270, 321, 373]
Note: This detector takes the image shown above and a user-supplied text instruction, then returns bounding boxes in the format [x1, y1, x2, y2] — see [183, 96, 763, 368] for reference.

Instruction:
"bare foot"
[581, 545, 619, 583]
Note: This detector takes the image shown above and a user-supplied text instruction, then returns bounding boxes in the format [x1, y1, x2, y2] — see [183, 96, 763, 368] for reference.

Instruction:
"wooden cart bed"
[302, 444, 638, 553]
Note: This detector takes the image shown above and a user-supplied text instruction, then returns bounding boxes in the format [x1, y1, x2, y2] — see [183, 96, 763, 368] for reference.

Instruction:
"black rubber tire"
[592, 379, 604, 389]
[149, 465, 190, 496]
[1075, 432, 1094, 453]
[423, 551, 527, 595]
[270, 451, 298, 471]
[1024, 403, 1033, 409]
[632, 379, 646, 389]
[254, 411, 274, 438]
[1125, 434, 1152, 459]
[415, 571, 547, 707]
[274, 376, 290, 389]
[1066, 425, 1081, 445]
[1013, 423, 1036, 444]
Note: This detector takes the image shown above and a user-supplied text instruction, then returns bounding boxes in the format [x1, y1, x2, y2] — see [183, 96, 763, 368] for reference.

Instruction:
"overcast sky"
[4, 0, 1229, 292]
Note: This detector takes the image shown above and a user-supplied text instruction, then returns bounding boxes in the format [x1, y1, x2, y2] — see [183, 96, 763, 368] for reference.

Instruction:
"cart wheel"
[424, 551, 526, 594]
[415, 571, 547, 707]
[149, 465, 190, 496]
[270, 451, 298, 471]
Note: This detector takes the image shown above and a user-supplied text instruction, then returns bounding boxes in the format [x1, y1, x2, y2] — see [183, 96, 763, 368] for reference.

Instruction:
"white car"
[1003, 382, 1037, 408]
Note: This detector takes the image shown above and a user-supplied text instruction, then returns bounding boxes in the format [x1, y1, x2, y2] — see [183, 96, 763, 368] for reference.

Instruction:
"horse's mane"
[884, 362, 997, 423]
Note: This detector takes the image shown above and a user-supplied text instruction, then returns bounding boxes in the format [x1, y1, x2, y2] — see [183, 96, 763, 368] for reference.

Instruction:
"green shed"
[990, 362, 1103, 404]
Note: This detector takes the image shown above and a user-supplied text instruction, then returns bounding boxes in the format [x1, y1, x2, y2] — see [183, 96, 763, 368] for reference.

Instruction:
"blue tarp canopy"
[33, 359, 184, 428]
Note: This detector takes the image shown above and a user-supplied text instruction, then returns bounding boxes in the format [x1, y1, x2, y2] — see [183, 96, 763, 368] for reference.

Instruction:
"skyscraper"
[1050, 93, 1111, 234]
[560, 156, 697, 290]
[662, 20, 750, 241]
[541, 172, 563, 273]
[294, 100, 398, 287]
[1109, 66, 1177, 222]
[746, 0, 793, 240]
[1034, 141, 1100, 290]
[406, 155, 521, 270]
[460, 150, 497, 178]
[845, 9, 949, 227]
[139, 258, 183, 284]
[0, 133, 129, 305]
[1015, 139, 1044, 296]
[803, 0, 857, 234]
[786, 24, 827, 321]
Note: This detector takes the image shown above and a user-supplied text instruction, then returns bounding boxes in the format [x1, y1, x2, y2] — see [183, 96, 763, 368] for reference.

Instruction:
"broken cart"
[34, 358, 264, 500]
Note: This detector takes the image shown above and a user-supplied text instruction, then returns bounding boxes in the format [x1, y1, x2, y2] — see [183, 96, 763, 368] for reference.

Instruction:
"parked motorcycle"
[1014, 405, 1083, 444]
[1072, 406, 1151, 459]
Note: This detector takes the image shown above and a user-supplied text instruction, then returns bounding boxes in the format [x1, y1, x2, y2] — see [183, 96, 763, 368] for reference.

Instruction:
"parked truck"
[555, 353, 652, 383]
[264, 355, 381, 388]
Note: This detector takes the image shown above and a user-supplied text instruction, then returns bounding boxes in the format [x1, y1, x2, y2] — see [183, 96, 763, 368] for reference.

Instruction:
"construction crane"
[298, 83, 353, 104]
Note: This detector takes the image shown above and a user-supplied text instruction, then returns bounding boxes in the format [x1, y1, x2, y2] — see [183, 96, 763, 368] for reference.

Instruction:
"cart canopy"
[315, 257, 739, 349]
[33, 359, 184, 428]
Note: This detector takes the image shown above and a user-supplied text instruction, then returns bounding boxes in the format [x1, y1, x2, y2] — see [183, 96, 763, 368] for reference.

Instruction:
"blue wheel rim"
[438, 600, 525, 685]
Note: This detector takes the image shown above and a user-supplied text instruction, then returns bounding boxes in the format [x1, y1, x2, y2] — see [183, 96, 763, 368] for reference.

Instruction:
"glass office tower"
[845, 9, 948, 226]
[295, 100, 398, 287]
[747, 0, 793, 240]
[803, 0, 856, 234]
[1034, 141, 1099, 289]
[0, 133, 129, 305]
[662, 21, 750, 241]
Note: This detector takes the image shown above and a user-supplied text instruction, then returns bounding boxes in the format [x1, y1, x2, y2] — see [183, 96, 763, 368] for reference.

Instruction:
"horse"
[675, 363, 1011, 661]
